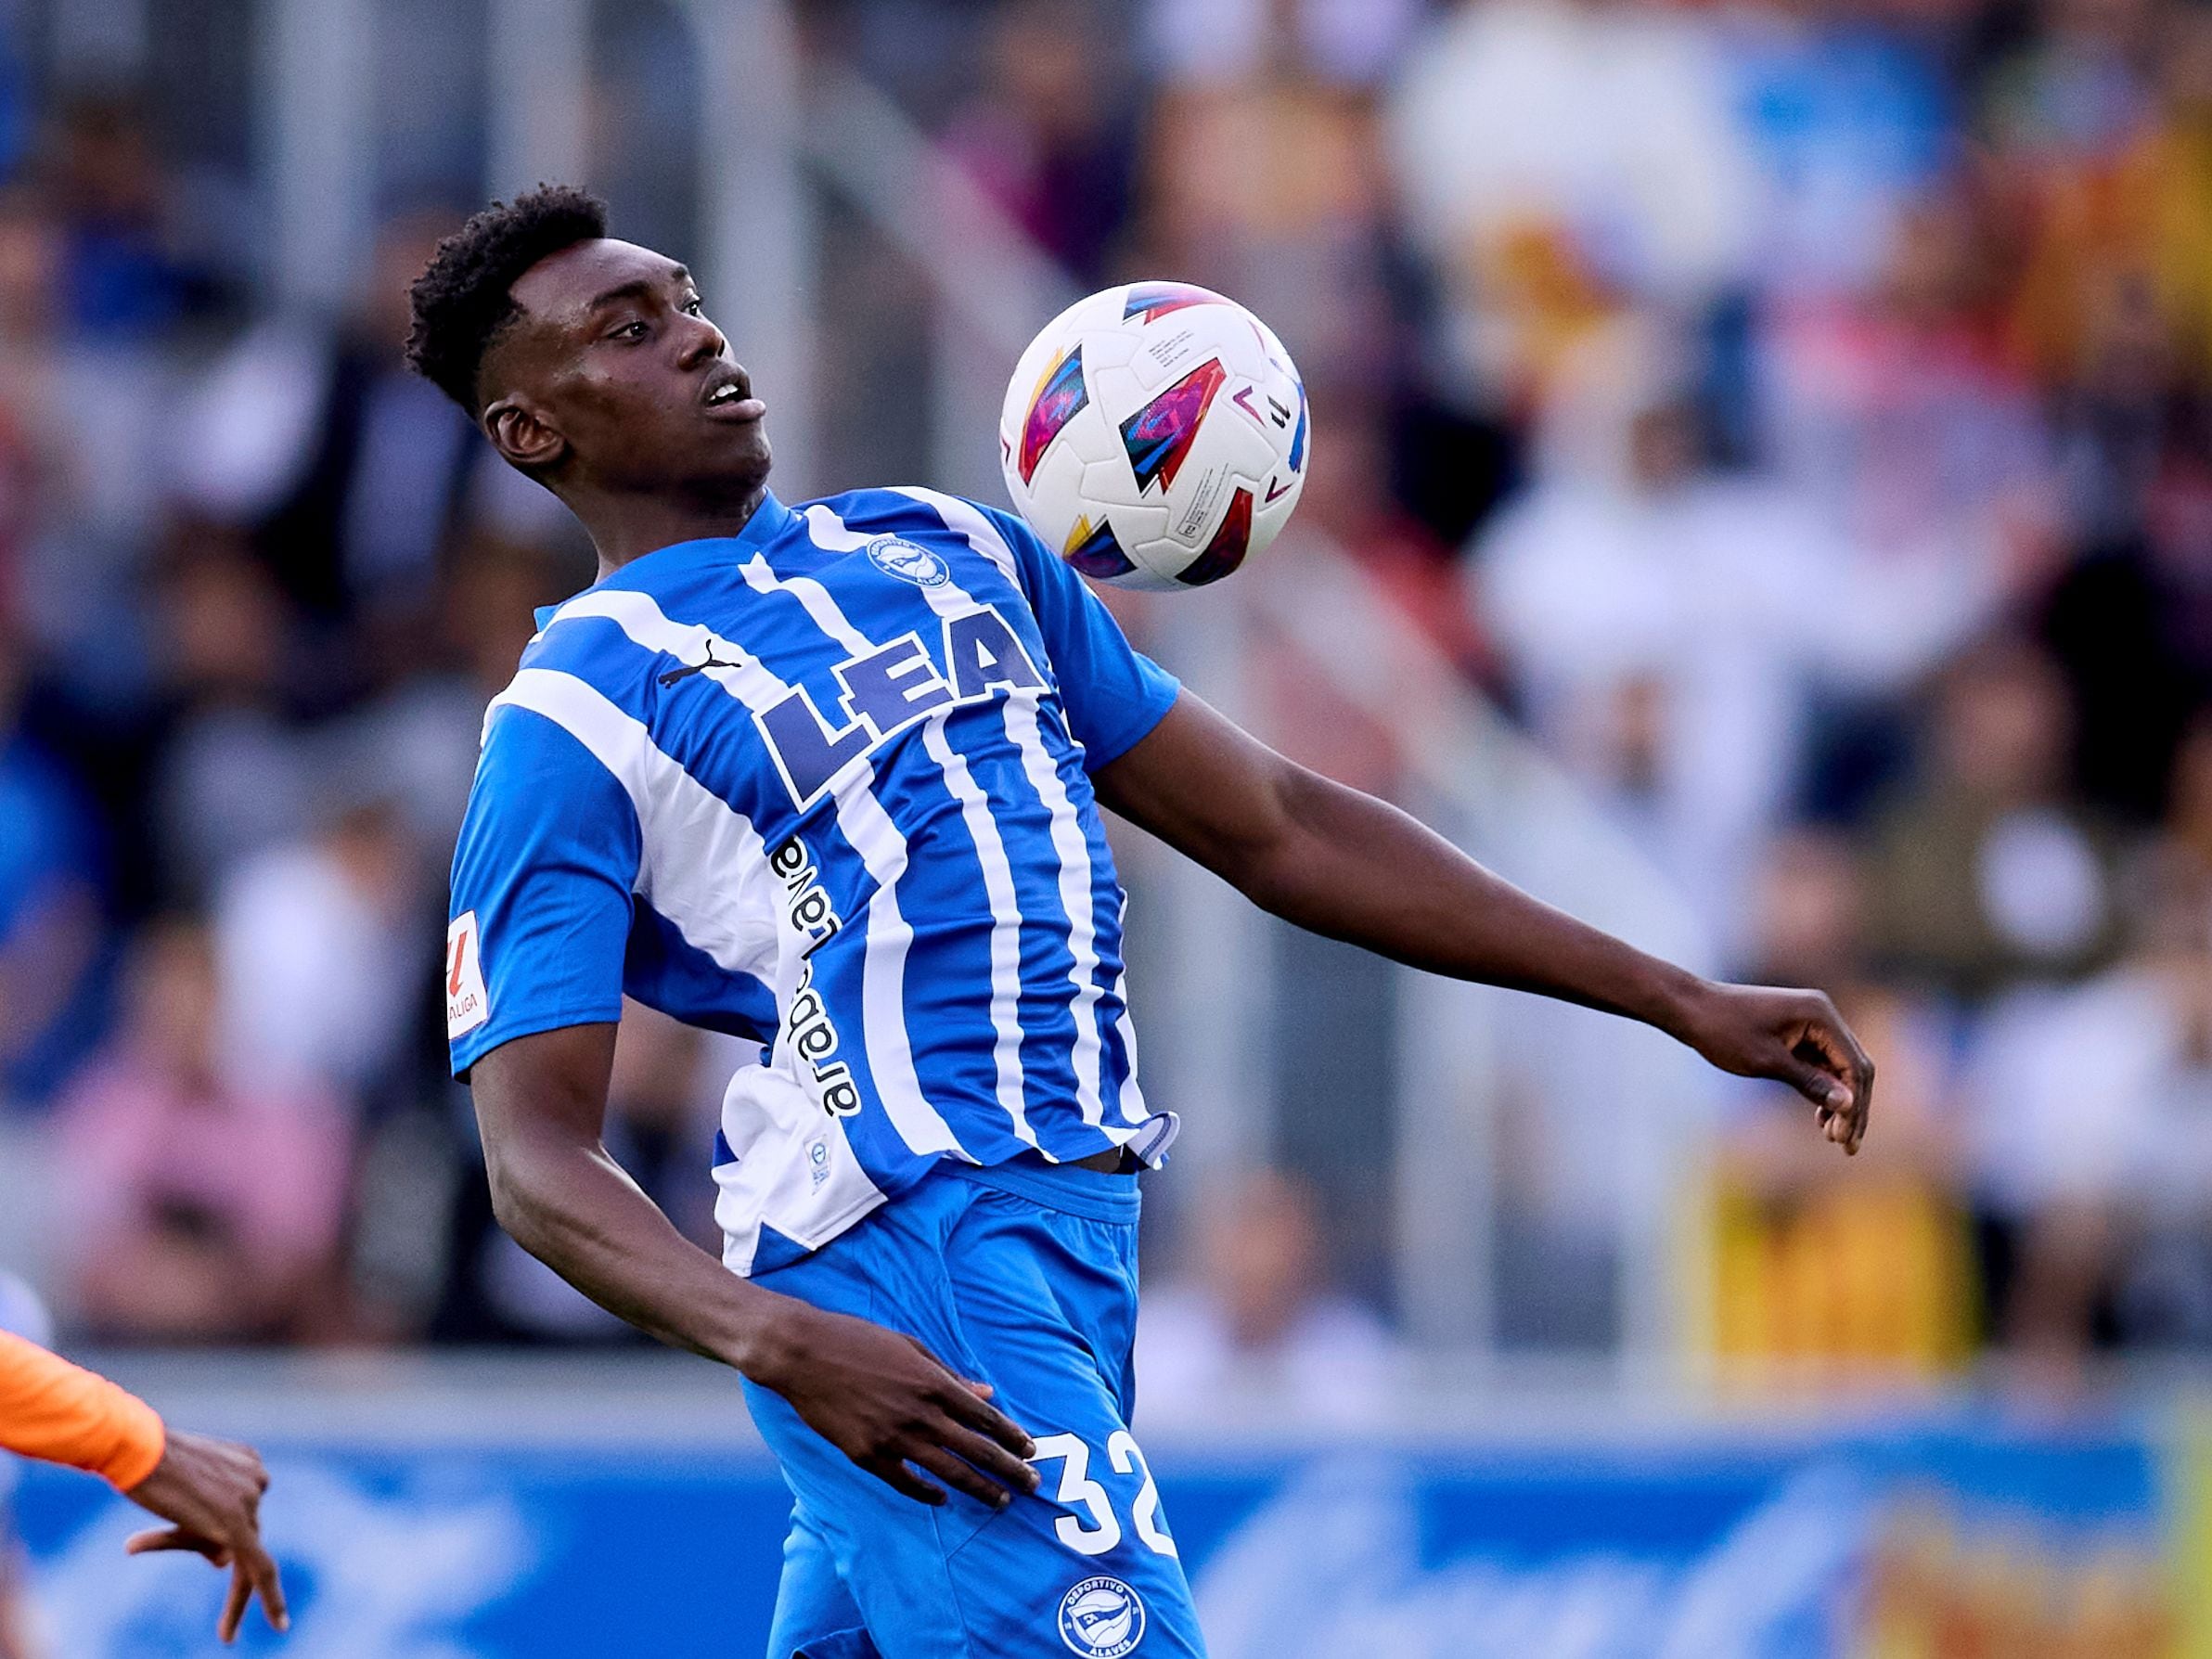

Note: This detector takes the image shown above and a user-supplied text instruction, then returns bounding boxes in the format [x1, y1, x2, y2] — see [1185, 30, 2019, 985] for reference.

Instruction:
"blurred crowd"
[6, 0, 2212, 1390]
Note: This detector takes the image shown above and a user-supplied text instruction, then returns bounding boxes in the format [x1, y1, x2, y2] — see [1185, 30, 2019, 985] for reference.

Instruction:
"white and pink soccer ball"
[998, 282, 1309, 591]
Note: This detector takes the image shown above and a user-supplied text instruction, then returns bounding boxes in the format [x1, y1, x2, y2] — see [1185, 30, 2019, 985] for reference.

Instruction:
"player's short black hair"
[405, 185, 609, 414]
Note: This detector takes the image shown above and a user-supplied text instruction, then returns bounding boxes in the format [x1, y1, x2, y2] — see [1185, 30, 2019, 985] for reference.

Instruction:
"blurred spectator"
[1470, 315, 1859, 956]
[1984, 0, 2159, 171]
[1387, 0, 1757, 408]
[54, 918, 350, 1343]
[945, 1, 1140, 285]
[212, 791, 428, 1110]
[146, 536, 315, 904]
[1714, 0, 1958, 304]
[1706, 830, 1974, 1382]
[1137, 1167, 1401, 1424]
[1960, 717, 2212, 1365]
[342, 530, 579, 861]
[1135, 0, 1397, 415]
[0, 15, 23, 183]
[1757, 178, 2058, 689]
[1965, 830, 2212, 1366]
[171, 212, 505, 644]
[0, 628, 102, 1108]
[1863, 636, 2124, 1002]
[1146, 0, 1423, 89]
[29, 86, 216, 339]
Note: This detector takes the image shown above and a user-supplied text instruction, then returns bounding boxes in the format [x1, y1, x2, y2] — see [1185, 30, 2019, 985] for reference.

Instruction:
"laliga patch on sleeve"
[446, 911, 489, 1039]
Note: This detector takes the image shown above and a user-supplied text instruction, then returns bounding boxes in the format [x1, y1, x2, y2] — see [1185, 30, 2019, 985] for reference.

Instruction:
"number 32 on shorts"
[1029, 1432, 1177, 1559]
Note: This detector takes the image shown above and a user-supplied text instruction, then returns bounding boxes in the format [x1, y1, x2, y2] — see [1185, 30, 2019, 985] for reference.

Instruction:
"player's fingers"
[939, 1382, 1035, 1459]
[124, 1527, 226, 1562]
[1802, 1015, 1874, 1153]
[245, 1544, 289, 1633]
[911, 1446, 1015, 1510]
[1777, 1049, 1852, 1115]
[219, 1560, 251, 1644]
[864, 1456, 946, 1508]
[939, 1421, 1043, 1496]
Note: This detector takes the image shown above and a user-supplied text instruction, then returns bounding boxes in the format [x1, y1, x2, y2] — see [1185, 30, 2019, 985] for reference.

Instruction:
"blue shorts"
[740, 1158, 1206, 1659]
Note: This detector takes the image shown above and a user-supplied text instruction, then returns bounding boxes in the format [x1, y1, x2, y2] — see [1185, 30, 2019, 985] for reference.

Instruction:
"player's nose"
[676, 312, 727, 369]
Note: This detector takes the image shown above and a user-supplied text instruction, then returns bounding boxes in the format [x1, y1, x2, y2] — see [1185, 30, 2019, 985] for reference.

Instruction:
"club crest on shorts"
[1058, 1575, 1144, 1656]
[866, 534, 948, 588]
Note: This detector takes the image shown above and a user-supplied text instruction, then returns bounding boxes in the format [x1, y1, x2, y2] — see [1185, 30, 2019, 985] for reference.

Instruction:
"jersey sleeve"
[446, 702, 642, 1079]
[0, 1330, 166, 1490]
[987, 504, 1181, 769]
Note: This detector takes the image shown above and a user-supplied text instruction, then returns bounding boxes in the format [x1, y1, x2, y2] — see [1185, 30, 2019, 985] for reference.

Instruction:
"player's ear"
[483, 396, 567, 473]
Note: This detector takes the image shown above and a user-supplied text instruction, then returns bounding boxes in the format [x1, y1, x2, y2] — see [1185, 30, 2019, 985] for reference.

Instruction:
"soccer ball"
[998, 282, 1309, 591]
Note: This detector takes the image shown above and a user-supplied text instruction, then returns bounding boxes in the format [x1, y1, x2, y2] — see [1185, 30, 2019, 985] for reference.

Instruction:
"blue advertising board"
[4, 1418, 2182, 1657]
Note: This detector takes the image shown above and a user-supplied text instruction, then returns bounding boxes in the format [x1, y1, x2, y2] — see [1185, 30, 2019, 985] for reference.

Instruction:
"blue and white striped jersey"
[445, 488, 1181, 1273]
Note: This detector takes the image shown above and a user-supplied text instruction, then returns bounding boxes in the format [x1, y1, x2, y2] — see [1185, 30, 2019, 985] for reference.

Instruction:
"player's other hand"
[122, 1429, 289, 1642]
[1675, 980, 1874, 1155]
[745, 1299, 1043, 1511]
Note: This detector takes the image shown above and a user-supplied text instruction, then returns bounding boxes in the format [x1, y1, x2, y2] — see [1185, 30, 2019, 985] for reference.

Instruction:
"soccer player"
[409, 187, 1872, 1659]
[0, 1330, 287, 1644]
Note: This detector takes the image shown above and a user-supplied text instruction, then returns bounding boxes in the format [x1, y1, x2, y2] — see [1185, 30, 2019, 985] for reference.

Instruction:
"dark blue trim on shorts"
[940, 1154, 1141, 1226]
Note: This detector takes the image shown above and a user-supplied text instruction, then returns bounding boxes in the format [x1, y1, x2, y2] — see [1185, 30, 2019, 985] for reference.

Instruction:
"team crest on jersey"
[1058, 1577, 1145, 1656]
[866, 534, 949, 588]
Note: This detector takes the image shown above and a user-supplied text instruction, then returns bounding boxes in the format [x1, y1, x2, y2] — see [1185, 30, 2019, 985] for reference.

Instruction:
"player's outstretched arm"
[1095, 693, 1873, 1152]
[469, 1026, 1043, 1508]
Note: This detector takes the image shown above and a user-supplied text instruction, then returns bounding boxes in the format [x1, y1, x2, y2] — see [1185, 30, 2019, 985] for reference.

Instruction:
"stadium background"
[4, 0, 2212, 1652]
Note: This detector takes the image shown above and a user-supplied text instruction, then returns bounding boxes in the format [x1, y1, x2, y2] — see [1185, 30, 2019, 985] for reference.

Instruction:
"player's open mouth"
[704, 380, 767, 422]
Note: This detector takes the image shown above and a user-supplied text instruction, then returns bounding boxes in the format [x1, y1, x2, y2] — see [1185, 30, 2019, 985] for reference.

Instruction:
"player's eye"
[610, 318, 649, 341]
[682, 294, 704, 316]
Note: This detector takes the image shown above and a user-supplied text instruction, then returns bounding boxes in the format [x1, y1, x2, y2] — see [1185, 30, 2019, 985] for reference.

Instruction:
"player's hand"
[122, 1429, 289, 1642]
[743, 1300, 1043, 1510]
[1674, 980, 1874, 1155]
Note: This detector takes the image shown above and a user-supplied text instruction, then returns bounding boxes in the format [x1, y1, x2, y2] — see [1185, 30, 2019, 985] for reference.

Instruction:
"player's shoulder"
[801, 485, 1040, 572]
[472, 588, 660, 765]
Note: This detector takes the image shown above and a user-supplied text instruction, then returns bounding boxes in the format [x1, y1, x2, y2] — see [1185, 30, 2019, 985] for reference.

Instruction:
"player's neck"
[576, 482, 771, 578]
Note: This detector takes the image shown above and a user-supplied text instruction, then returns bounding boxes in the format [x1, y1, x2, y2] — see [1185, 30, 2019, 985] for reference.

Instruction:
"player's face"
[495, 238, 771, 495]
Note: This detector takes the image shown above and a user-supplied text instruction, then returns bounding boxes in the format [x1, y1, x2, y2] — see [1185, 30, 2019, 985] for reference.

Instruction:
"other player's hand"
[122, 1429, 289, 1642]
[1675, 981, 1874, 1155]
[744, 1300, 1043, 1510]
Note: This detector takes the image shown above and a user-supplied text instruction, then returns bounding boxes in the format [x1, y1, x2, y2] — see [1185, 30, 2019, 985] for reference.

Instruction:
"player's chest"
[649, 543, 1053, 817]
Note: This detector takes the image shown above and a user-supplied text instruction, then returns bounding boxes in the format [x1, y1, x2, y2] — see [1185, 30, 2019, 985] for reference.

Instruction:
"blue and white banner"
[5, 1420, 2178, 1657]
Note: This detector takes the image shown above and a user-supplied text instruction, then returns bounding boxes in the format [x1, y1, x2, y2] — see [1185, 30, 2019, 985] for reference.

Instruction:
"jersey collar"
[533, 491, 802, 629]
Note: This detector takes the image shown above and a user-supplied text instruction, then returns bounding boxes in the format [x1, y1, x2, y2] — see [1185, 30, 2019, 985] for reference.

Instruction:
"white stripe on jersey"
[922, 715, 1037, 1148]
[541, 586, 795, 709]
[486, 669, 780, 981]
[889, 486, 1020, 582]
[1002, 697, 1110, 1126]
[828, 758, 969, 1159]
[743, 543, 876, 658]
[1107, 892, 1151, 1126]
[896, 492, 1120, 1129]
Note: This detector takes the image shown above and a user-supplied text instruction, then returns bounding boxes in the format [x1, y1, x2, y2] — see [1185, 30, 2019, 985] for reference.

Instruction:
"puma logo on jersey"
[755, 604, 1047, 806]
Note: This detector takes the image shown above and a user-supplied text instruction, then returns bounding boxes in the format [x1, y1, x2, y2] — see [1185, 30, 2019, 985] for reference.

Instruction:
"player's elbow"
[1222, 765, 1335, 915]
[482, 1143, 560, 1256]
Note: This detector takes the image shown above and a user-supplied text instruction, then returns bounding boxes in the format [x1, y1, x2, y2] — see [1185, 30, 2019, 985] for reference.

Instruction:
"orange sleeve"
[0, 1330, 166, 1491]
